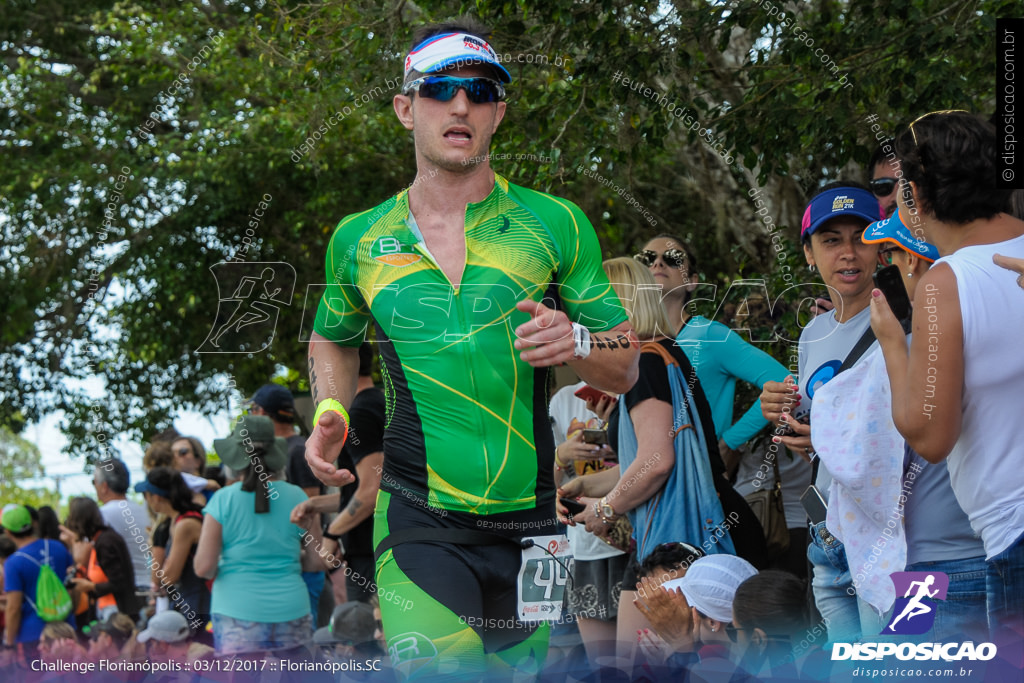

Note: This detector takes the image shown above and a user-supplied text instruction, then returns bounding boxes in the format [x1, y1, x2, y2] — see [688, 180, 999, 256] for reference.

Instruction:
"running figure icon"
[887, 574, 939, 632]
[198, 262, 296, 354]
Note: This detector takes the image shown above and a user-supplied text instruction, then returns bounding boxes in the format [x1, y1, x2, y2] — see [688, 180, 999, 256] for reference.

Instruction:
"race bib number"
[517, 535, 573, 622]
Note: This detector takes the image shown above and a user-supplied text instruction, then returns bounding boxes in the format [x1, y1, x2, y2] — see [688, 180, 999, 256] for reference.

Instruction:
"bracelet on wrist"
[323, 530, 343, 542]
[313, 398, 350, 444]
[554, 447, 569, 470]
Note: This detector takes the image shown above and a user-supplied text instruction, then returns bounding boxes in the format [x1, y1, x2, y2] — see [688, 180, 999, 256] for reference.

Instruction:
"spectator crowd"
[3, 19, 1023, 683]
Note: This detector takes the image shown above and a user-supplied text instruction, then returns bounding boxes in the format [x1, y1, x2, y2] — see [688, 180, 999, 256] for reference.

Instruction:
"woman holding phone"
[559, 257, 763, 663]
[810, 208, 988, 640]
[550, 381, 624, 666]
[758, 183, 883, 643]
[869, 111, 1024, 637]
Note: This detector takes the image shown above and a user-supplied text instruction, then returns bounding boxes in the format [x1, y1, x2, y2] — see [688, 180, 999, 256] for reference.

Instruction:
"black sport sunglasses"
[402, 76, 505, 104]
[868, 178, 898, 197]
[634, 248, 689, 270]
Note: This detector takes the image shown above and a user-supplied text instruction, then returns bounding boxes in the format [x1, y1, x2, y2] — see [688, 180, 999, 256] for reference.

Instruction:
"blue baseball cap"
[801, 187, 884, 239]
[862, 208, 939, 262]
[134, 477, 170, 498]
[249, 383, 295, 421]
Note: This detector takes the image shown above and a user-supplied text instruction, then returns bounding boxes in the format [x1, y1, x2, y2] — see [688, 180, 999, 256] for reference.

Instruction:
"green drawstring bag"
[14, 540, 73, 622]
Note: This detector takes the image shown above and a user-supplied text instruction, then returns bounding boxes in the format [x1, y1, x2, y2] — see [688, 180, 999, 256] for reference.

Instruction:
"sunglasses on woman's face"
[868, 178, 898, 197]
[634, 249, 688, 270]
[402, 76, 505, 104]
[878, 245, 900, 265]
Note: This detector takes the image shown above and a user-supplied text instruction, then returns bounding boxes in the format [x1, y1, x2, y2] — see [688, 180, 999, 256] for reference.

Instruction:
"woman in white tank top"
[869, 110, 1024, 639]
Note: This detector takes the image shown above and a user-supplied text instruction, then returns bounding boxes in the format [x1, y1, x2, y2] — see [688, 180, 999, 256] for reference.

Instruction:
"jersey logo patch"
[498, 215, 510, 234]
[372, 236, 422, 267]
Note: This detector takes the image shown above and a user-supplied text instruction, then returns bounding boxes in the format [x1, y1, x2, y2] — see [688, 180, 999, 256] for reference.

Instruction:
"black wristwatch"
[2, 642, 16, 650]
[323, 530, 343, 541]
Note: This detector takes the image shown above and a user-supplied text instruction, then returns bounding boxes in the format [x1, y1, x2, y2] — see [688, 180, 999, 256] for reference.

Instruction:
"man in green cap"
[2, 505, 75, 663]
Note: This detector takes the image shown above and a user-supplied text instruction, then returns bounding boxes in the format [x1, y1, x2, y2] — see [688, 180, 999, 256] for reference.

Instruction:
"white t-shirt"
[100, 498, 151, 589]
[550, 382, 625, 561]
[938, 235, 1024, 558]
[796, 304, 876, 501]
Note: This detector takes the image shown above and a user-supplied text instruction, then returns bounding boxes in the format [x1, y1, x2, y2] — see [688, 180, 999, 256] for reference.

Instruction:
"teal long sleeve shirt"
[675, 315, 789, 449]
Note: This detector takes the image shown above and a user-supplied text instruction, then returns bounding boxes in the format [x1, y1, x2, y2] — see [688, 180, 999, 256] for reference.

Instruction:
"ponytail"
[240, 443, 274, 514]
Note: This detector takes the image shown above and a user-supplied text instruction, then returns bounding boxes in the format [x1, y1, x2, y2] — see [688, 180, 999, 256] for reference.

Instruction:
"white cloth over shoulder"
[182, 472, 209, 493]
[811, 347, 906, 615]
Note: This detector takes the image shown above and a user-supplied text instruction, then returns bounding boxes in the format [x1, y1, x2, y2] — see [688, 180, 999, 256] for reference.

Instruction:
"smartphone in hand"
[574, 385, 617, 407]
[873, 265, 913, 324]
[560, 497, 586, 516]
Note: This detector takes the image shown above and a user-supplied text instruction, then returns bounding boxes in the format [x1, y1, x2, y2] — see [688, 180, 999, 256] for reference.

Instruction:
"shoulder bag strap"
[837, 326, 877, 374]
[640, 341, 678, 367]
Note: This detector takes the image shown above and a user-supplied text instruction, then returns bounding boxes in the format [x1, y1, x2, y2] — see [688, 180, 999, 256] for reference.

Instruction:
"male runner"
[304, 18, 638, 678]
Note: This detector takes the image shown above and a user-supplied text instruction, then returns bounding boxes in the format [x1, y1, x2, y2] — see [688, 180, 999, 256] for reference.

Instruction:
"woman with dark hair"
[35, 507, 61, 541]
[170, 436, 221, 504]
[62, 497, 140, 621]
[731, 570, 810, 675]
[759, 181, 884, 643]
[172, 436, 207, 478]
[194, 415, 322, 654]
[135, 466, 210, 641]
[871, 110, 1024, 637]
[86, 612, 137, 662]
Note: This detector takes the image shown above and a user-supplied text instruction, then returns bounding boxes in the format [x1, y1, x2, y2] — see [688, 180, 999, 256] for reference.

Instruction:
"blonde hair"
[41, 622, 76, 643]
[602, 257, 674, 340]
[143, 440, 174, 472]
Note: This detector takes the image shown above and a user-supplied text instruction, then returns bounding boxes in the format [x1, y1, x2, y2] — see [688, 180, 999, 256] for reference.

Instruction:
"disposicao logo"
[832, 572, 997, 662]
[886, 571, 948, 635]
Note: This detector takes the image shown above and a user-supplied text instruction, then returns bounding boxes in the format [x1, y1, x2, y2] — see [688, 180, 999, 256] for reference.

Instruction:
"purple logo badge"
[884, 571, 949, 635]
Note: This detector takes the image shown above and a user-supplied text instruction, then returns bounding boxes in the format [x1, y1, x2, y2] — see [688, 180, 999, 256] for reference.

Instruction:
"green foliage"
[0, 0, 1007, 455]
[0, 426, 59, 507]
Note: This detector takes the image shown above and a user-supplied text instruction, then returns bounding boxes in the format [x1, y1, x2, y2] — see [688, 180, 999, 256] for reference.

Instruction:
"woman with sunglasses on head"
[758, 182, 883, 644]
[636, 236, 798, 573]
[869, 111, 1024, 640]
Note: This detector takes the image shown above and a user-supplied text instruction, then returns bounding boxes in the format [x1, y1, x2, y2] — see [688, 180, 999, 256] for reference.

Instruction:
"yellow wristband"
[313, 398, 350, 432]
[554, 447, 569, 469]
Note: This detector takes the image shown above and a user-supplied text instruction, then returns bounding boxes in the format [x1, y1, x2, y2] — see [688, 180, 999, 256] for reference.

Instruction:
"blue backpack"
[617, 343, 736, 562]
